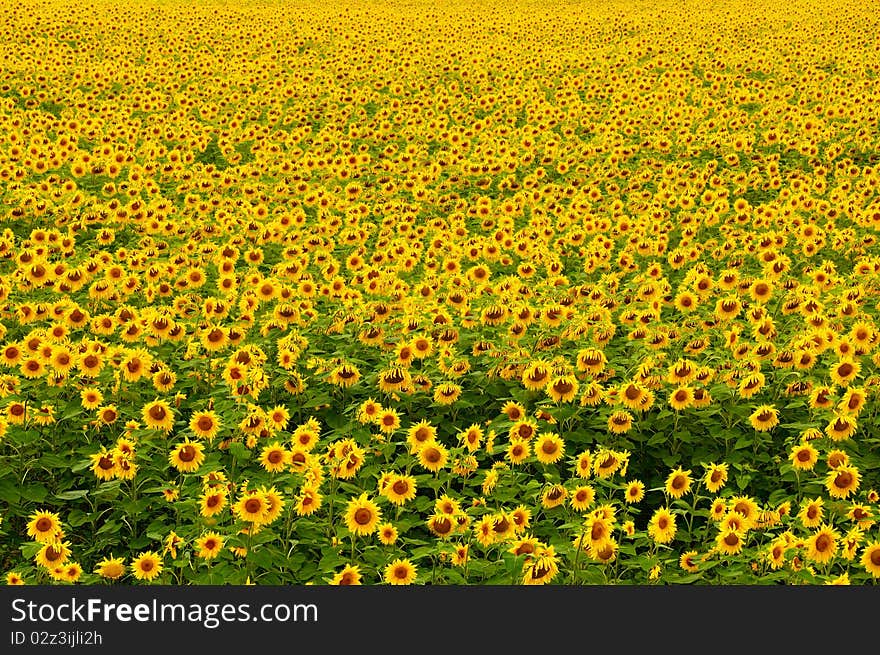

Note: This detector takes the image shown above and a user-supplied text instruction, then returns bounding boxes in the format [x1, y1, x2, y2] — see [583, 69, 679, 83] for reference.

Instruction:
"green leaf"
[56, 489, 89, 500]
[0, 478, 21, 504]
[20, 484, 49, 502]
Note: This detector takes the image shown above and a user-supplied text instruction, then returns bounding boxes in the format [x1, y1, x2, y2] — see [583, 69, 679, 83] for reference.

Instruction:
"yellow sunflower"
[168, 439, 205, 474]
[131, 551, 163, 582]
[142, 399, 174, 432]
[344, 493, 382, 537]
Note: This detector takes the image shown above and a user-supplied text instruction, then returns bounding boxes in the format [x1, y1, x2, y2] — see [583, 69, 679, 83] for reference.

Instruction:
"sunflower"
[199, 488, 228, 518]
[838, 386, 867, 415]
[808, 385, 835, 410]
[847, 504, 874, 530]
[729, 496, 760, 529]
[330, 564, 362, 586]
[861, 542, 880, 578]
[521, 361, 552, 391]
[259, 486, 285, 525]
[665, 467, 692, 499]
[142, 399, 174, 432]
[827, 449, 850, 469]
[384, 558, 417, 585]
[426, 513, 456, 539]
[574, 450, 593, 478]
[451, 544, 469, 566]
[376, 408, 401, 434]
[790, 442, 819, 471]
[506, 438, 531, 465]
[805, 525, 839, 564]
[624, 480, 645, 504]
[356, 398, 381, 424]
[619, 382, 647, 410]
[576, 348, 607, 375]
[344, 493, 381, 537]
[647, 508, 677, 544]
[80, 387, 103, 410]
[295, 486, 322, 516]
[715, 296, 741, 321]
[411, 335, 434, 359]
[593, 449, 625, 478]
[824, 413, 857, 441]
[607, 411, 633, 434]
[195, 532, 225, 560]
[114, 455, 137, 481]
[703, 463, 728, 493]
[406, 419, 436, 453]
[259, 442, 289, 473]
[501, 400, 527, 421]
[382, 474, 417, 506]
[19, 357, 45, 379]
[719, 511, 748, 534]
[679, 551, 700, 573]
[511, 506, 532, 534]
[190, 410, 221, 441]
[522, 545, 560, 585]
[95, 556, 126, 580]
[233, 490, 269, 524]
[541, 484, 567, 509]
[0, 342, 22, 367]
[547, 375, 578, 403]
[62, 563, 82, 583]
[458, 423, 483, 452]
[96, 404, 118, 425]
[433, 382, 461, 405]
[674, 291, 699, 313]
[570, 485, 596, 511]
[709, 498, 727, 522]
[417, 441, 448, 473]
[737, 372, 765, 399]
[798, 497, 824, 528]
[377, 523, 398, 545]
[829, 358, 860, 387]
[763, 537, 788, 570]
[749, 405, 779, 431]
[715, 529, 745, 556]
[26, 510, 62, 544]
[534, 432, 565, 465]
[669, 386, 694, 411]
[584, 515, 613, 552]
[131, 551, 163, 582]
[169, 439, 205, 474]
[509, 418, 538, 441]
[826, 465, 860, 499]
[292, 425, 320, 451]
[5, 567, 32, 587]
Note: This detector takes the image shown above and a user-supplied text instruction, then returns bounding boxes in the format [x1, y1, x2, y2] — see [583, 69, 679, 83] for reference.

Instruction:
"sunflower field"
[1, 0, 880, 586]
